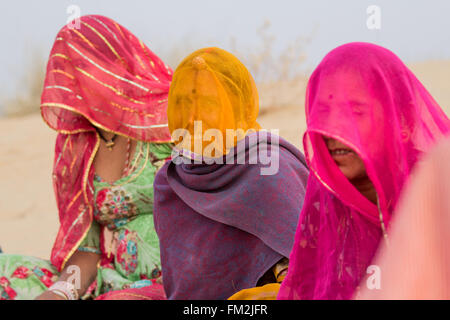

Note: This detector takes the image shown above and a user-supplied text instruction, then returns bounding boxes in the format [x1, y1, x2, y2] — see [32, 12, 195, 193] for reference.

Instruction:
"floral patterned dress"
[0, 141, 172, 300]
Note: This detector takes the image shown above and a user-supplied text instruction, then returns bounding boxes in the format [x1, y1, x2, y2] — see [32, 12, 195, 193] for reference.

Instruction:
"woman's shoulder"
[146, 142, 174, 160]
[138, 142, 173, 177]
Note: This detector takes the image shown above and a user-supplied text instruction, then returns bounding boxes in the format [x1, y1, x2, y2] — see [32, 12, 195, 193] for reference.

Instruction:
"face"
[323, 136, 368, 181]
[170, 70, 232, 132]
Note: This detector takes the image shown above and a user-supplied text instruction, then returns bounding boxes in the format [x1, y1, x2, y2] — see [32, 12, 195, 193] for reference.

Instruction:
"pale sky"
[1, 0, 450, 111]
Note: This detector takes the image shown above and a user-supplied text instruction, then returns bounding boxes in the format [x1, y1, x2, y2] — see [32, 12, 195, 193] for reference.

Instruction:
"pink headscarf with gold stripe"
[40, 15, 172, 271]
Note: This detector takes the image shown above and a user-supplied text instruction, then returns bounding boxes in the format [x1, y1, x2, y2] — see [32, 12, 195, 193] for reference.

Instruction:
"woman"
[153, 47, 309, 300]
[277, 42, 450, 300]
[0, 15, 173, 300]
[357, 137, 450, 300]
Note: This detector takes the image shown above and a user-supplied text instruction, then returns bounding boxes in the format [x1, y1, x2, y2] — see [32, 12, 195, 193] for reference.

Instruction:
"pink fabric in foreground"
[95, 284, 167, 300]
[356, 138, 450, 300]
[278, 42, 450, 300]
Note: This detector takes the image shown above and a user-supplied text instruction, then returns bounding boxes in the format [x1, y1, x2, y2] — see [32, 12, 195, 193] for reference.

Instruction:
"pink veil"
[278, 42, 450, 299]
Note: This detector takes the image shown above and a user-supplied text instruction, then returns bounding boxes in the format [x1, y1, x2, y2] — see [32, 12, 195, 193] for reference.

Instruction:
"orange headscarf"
[168, 47, 260, 158]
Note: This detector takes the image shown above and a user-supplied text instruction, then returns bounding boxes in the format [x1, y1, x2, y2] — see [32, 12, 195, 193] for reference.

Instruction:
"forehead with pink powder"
[306, 43, 404, 156]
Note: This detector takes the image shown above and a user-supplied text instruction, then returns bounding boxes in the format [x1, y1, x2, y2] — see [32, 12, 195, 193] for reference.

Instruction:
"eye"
[315, 102, 330, 113]
[351, 104, 365, 116]
[198, 97, 218, 110]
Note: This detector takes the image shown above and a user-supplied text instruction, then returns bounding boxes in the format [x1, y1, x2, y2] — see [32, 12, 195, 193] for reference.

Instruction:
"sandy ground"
[0, 60, 449, 260]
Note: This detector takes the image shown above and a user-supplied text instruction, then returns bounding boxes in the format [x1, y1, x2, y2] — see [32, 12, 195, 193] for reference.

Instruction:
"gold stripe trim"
[135, 53, 147, 71]
[41, 102, 171, 135]
[66, 190, 82, 211]
[67, 41, 150, 92]
[139, 39, 152, 67]
[45, 85, 72, 93]
[59, 208, 91, 271]
[44, 85, 83, 100]
[110, 101, 154, 118]
[138, 39, 160, 81]
[83, 132, 100, 204]
[50, 69, 75, 80]
[60, 134, 99, 271]
[54, 206, 87, 270]
[41, 103, 172, 142]
[69, 154, 78, 173]
[90, 16, 120, 44]
[81, 21, 128, 70]
[54, 135, 71, 171]
[40, 108, 92, 135]
[71, 28, 97, 50]
[113, 21, 125, 39]
[62, 135, 70, 153]
[51, 53, 71, 61]
[128, 141, 143, 173]
[74, 66, 145, 104]
[67, 137, 73, 152]
[113, 141, 149, 187]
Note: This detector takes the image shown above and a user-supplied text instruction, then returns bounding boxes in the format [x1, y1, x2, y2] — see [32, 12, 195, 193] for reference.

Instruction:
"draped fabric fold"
[95, 283, 167, 300]
[154, 132, 309, 299]
[40, 15, 173, 271]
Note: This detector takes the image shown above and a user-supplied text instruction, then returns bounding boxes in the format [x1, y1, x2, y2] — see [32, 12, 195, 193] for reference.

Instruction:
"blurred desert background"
[1, 0, 449, 260]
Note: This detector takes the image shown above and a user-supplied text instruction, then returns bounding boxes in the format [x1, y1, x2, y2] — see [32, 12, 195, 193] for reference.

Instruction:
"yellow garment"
[167, 47, 261, 157]
[228, 283, 281, 300]
[227, 258, 289, 300]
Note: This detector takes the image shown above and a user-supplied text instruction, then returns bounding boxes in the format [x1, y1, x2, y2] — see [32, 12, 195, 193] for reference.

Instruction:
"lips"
[329, 148, 354, 157]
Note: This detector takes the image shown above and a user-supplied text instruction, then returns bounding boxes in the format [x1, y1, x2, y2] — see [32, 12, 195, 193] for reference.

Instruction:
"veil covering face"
[154, 47, 310, 299]
[278, 42, 450, 300]
[167, 47, 261, 158]
[40, 15, 173, 271]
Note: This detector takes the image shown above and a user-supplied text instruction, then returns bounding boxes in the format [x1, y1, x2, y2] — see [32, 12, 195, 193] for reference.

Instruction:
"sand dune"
[0, 60, 449, 259]
[0, 115, 57, 258]
[410, 60, 450, 112]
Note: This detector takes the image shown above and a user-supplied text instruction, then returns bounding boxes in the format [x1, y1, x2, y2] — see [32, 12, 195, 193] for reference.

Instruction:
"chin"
[338, 167, 357, 180]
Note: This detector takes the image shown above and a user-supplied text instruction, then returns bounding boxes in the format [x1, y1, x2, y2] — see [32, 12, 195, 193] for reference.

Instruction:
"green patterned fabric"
[0, 142, 172, 300]
[0, 255, 58, 300]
